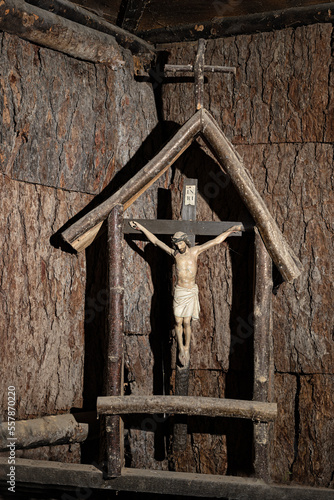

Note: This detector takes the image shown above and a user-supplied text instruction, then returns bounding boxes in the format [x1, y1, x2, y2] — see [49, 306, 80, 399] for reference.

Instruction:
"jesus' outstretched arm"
[129, 221, 174, 256]
[192, 224, 243, 257]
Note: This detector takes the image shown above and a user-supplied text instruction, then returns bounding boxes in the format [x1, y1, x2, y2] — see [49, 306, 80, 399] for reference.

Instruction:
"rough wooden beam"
[201, 110, 303, 282]
[26, 0, 156, 58]
[119, 0, 148, 33]
[139, 2, 334, 44]
[60, 110, 202, 252]
[1, 459, 333, 499]
[0, 0, 124, 66]
[0, 414, 88, 451]
[97, 396, 277, 422]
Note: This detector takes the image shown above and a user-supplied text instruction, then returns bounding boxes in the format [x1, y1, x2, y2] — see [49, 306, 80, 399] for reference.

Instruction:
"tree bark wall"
[0, 30, 159, 464]
[157, 23, 334, 486]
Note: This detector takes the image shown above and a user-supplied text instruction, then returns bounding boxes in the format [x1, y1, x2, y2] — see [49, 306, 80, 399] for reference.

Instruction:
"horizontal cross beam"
[164, 64, 236, 75]
[97, 395, 277, 422]
[123, 219, 252, 236]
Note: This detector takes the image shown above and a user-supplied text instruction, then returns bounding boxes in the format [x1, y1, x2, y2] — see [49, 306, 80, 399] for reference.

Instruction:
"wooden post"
[253, 228, 274, 482]
[103, 205, 124, 478]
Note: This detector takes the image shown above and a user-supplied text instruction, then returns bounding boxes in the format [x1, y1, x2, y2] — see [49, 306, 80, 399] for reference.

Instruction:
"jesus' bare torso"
[129, 221, 242, 366]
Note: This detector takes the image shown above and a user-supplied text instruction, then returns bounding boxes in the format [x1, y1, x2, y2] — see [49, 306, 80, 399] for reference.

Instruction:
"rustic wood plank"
[201, 109, 303, 282]
[0, 415, 88, 451]
[123, 219, 248, 235]
[97, 396, 277, 421]
[27, 0, 155, 56]
[139, 2, 334, 44]
[1, 458, 333, 499]
[60, 110, 202, 252]
[0, 0, 124, 66]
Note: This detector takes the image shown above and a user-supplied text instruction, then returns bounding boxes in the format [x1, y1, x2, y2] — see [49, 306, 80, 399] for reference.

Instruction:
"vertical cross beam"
[105, 205, 124, 477]
[173, 179, 197, 454]
[253, 228, 274, 482]
[194, 39, 206, 110]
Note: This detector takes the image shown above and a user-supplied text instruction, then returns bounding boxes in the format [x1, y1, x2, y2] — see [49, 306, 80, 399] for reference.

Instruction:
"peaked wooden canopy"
[59, 108, 303, 282]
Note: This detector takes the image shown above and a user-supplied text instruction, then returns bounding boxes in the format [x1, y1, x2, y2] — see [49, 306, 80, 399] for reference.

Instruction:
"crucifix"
[128, 185, 243, 368]
[125, 179, 246, 454]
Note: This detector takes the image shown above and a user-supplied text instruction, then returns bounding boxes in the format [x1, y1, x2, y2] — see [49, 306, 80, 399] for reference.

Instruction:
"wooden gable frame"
[60, 107, 302, 282]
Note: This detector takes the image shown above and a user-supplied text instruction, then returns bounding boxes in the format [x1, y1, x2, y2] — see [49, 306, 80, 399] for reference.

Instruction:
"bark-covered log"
[26, 0, 156, 57]
[253, 228, 274, 482]
[0, 0, 124, 66]
[201, 110, 303, 283]
[97, 396, 278, 421]
[60, 111, 202, 251]
[0, 415, 88, 451]
[103, 206, 124, 478]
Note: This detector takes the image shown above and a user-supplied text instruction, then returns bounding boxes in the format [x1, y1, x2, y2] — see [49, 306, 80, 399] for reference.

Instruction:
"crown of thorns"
[171, 232, 191, 246]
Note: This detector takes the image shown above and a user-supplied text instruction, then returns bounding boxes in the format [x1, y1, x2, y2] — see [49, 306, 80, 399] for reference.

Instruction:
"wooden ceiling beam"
[24, 0, 156, 58]
[119, 0, 149, 33]
[0, 0, 124, 66]
[137, 2, 334, 44]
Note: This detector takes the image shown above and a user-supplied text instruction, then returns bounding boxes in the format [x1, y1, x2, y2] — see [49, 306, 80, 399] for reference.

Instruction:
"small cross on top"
[164, 38, 236, 111]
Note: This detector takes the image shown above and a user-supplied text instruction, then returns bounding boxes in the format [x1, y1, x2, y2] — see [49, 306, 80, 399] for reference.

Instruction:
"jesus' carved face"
[171, 232, 191, 254]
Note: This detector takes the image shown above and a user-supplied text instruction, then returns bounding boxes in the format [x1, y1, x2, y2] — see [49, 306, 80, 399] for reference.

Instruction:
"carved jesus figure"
[129, 221, 242, 366]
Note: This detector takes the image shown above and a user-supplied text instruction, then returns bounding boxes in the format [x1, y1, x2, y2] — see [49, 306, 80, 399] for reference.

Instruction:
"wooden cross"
[164, 38, 236, 110]
[124, 179, 249, 453]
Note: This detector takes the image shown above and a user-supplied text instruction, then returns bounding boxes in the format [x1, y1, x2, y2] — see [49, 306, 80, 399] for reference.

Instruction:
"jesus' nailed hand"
[129, 221, 242, 366]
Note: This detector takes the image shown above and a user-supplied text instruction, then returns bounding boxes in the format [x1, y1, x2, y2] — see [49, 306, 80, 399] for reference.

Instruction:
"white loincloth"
[173, 284, 200, 320]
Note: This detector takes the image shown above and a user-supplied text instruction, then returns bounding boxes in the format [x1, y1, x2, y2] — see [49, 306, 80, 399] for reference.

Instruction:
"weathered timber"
[139, 2, 334, 44]
[124, 219, 248, 235]
[26, 0, 156, 58]
[1, 459, 334, 499]
[0, 414, 88, 451]
[201, 109, 303, 282]
[60, 111, 202, 252]
[253, 228, 274, 482]
[0, 0, 124, 66]
[103, 205, 124, 478]
[97, 396, 277, 421]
